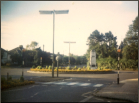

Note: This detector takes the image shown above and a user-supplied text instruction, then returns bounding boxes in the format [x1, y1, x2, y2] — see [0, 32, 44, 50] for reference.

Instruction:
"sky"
[1, 1, 138, 56]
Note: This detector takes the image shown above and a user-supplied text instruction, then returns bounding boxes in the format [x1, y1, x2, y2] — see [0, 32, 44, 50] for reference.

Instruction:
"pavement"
[91, 78, 138, 102]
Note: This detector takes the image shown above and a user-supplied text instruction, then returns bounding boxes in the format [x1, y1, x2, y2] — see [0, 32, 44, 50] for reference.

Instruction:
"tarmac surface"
[27, 73, 138, 102]
[1, 68, 138, 102]
[27, 70, 138, 102]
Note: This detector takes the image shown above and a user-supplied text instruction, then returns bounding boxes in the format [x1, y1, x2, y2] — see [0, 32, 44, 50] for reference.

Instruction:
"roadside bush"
[48, 66, 52, 70]
[1, 77, 6, 84]
[74, 66, 77, 69]
[6, 63, 11, 66]
[87, 66, 90, 70]
[46, 66, 48, 69]
[66, 66, 70, 70]
[99, 67, 103, 70]
[32, 65, 36, 69]
[55, 67, 58, 70]
[7, 76, 12, 81]
[20, 76, 24, 82]
[78, 68, 81, 70]
[105, 66, 109, 69]
[37, 66, 42, 69]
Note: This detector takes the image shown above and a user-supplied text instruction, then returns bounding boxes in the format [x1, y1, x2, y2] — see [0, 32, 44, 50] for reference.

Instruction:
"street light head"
[55, 10, 69, 14]
[39, 10, 53, 14]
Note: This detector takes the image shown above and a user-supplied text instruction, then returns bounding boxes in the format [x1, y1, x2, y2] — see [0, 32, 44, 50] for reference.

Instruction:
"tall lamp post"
[117, 49, 121, 84]
[39, 10, 69, 78]
[64, 41, 76, 68]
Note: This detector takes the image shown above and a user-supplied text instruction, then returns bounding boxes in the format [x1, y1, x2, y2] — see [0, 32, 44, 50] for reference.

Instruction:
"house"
[1, 45, 24, 64]
[1, 48, 12, 64]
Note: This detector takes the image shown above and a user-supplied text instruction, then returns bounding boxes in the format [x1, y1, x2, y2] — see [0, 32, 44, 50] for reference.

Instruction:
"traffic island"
[29, 68, 115, 74]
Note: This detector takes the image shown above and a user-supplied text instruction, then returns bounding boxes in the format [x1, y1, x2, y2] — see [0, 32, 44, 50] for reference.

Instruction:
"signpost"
[40, 57, 42, 67]
[64, 41, 76, 68]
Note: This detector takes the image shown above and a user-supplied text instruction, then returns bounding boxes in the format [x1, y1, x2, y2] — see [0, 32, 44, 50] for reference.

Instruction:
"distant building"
[1, 48, 12, 64]
[1, 45, 24, 64]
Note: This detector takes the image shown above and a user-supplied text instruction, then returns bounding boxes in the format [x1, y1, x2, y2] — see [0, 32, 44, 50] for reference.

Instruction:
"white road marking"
[41, 82, 103, 87]
[54, 82, 67, 85]
[31, 92, 39, 98]
[80, 83, 91, 86]
[67, 82, 79, 85]
[93, 84, 103, 87]
[34, 93, 38, 95]
[28, 85, 35, 89]
[42, 82, 56, 84]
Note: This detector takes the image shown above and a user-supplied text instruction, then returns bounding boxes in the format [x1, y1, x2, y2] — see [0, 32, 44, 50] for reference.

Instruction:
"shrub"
[37, 66, 42, 69]
[74, 66, 77, 69]
[7, 76, 12, 81]
[46, 66, 48, 69]
[48, 66, 52, 70]
[20, 76, 24, 82]
[32, 65, 36, 68]
[1, 77, 6, 84]
[55, 67, 57, 70]
[66, 66, 70, 70]
[78, 68, 81, 70]
[6, 63, 11, 66]
[87, 66, 90, 70]
[105, 66, 109, 69]
[83, 66, 85, 69]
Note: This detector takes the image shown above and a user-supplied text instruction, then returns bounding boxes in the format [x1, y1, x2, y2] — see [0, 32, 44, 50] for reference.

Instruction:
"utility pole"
[64, 41, 76, 68]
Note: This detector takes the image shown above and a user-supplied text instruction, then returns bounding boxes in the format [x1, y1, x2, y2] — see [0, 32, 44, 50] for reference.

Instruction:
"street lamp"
[64, 41, 76, 68]
[39, 10, 69, 78]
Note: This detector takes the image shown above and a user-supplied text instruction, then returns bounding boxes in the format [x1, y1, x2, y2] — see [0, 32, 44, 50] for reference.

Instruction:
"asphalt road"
[1, 68, 138, 102]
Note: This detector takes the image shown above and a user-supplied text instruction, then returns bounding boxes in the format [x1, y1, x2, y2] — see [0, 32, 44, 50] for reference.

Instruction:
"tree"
[122, 16, 138, 61]
[26, 41, 38, 50]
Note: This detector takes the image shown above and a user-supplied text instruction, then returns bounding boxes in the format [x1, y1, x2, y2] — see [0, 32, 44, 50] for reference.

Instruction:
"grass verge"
[1, 77, 35, 90]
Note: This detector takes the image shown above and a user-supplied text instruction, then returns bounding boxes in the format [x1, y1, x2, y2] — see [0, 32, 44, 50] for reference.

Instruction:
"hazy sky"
[1, 1, 138, 56]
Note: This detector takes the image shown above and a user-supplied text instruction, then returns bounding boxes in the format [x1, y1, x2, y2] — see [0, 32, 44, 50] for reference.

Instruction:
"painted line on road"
[93, 84, 103, 87]
[31, 92, 39, 98]
[67, 82, 79, 85]
[80, 96, 93, 102]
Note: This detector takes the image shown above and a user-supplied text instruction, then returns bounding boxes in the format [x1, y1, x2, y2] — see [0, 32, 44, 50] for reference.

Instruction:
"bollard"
[117, 71, 119, 84]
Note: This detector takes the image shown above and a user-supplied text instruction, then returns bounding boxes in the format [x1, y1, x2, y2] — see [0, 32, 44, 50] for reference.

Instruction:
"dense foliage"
[86, 16, 138, 70]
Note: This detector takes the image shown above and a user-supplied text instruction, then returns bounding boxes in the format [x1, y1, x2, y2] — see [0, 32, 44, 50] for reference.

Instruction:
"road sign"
[50, 54, 53, 59]
[117, 49, 121, 53]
